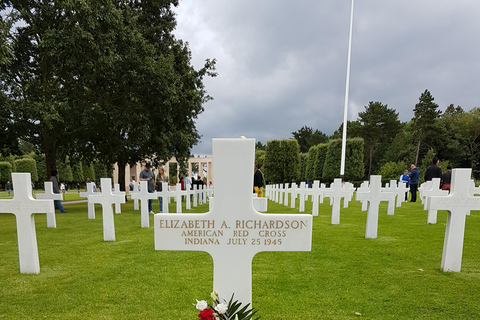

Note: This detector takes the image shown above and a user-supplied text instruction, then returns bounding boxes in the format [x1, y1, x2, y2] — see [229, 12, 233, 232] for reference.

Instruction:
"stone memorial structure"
[0, 173, 54, 273]
[425, 168, 480, 272]
[35, 181, 62, 228]
[88, 178, 126, 241]
[154, 138, 313, 306]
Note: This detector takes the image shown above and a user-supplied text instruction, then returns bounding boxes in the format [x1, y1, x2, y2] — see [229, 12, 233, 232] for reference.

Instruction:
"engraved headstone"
[0, 173, 54, 273]
[154, 138, 312, 306]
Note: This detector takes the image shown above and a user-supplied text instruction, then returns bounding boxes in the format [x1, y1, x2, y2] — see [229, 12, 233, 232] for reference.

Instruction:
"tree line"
[257, 89, 480, 184]
[0, 1, 216, 191]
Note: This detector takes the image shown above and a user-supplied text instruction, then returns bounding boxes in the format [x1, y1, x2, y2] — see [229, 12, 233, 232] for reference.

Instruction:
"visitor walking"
[50, 169, 67, 213]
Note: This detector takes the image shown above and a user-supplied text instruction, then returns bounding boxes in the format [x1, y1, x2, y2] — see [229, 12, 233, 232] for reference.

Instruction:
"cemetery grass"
[0, 199, 479, 319]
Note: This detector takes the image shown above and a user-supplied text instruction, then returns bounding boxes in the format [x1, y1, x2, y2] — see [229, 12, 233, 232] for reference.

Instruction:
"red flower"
[198, 308, 214, 320]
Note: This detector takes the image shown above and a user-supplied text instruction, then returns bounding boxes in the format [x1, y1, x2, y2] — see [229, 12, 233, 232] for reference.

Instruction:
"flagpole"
[340, 0, 355, 180]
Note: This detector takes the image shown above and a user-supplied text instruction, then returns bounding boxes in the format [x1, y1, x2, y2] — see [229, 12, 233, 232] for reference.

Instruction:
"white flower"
[215, 303, 228, 315]
[196, 300, 208, 311]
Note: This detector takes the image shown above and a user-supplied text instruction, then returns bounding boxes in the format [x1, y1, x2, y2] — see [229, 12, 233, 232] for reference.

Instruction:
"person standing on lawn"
[50, 169, 67, 213]
[408, 164, 420, 202]
[139, 163, 155, 214]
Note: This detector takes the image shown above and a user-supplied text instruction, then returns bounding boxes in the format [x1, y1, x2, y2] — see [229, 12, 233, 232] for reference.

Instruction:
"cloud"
[174, 0, 480, 156]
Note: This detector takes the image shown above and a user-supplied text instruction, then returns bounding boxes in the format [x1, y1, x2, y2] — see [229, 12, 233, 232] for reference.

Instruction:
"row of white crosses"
[130, 181, 211, 228]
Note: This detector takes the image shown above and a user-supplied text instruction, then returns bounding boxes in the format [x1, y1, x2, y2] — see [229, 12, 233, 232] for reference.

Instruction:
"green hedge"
[264, 139, 301, 184]
[0, 161, 13, 184]
[14, 158, 38, 181]
[314, 143, 328, 181]
[305, 146, 318, 182]
[322, 138, 364, 183]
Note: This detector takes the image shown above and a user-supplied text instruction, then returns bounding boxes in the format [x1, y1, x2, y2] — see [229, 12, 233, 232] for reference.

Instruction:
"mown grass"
[1, 196, 479, 319]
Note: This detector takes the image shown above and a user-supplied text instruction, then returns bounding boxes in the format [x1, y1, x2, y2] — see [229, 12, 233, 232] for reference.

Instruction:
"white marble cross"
[156, 182, 171, 213]
[422, 178, 448, 224]
[357, 181, 369, 211]
[88, 178, 126, 241]
[382, 180, 398, 216]
[425, 169, 480, 272]
[355, 175, 392, 239]
[80, 182, 97, 219]
[394, 180, 409, 207]
[283, 183, 290, 207]
[172, 183, 186, 213]
[297, 182, 307, 212]
[306, 180, 325, 216]
[324, 178, 353, 225]
[277, 184, 284, 205]
[290, 183, 298, 209]
[35, 181, 62, 228]
[0, 173, 54, 273]
[419, 181, 433, 205]
[113, 184, 126, 214]
[131, 181, 157, 228]
[154, 138, 312, 307]
[342, 182, 355, 208]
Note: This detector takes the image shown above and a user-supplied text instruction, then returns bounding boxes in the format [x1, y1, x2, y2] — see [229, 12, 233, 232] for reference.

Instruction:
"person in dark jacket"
[424, 156, 442, 182]
[408, 164, 420, 202]
[441, 165, 452, 193]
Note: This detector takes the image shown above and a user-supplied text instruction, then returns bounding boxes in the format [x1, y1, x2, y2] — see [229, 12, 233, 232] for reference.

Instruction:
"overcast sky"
[173, 0, 480, 156]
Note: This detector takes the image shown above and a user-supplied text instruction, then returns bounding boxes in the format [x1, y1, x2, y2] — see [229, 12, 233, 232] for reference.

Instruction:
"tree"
[357, 101, 401, 176]
[291, 126, 328, 153]
[411, 90, 441, 165]
[255, 141, 266, 151]
[1, 1, 216, 190]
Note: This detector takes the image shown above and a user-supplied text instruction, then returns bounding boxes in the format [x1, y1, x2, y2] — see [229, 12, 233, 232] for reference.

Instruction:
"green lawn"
[0, 197, 479, 319]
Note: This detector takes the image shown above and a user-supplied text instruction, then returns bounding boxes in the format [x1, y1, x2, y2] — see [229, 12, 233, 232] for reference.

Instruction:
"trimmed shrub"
[305, 146, 318, 182]
[314, 143, 328, 181]
[14, 158, 38, 181]
[0, 161, 13, 184]
[323, 138, 364, 183]
[264, 139, 301, 184]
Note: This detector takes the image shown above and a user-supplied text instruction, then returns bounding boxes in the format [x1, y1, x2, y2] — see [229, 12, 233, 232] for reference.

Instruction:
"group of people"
[400, 156, 452, 202]
[139, 163, 208, 214]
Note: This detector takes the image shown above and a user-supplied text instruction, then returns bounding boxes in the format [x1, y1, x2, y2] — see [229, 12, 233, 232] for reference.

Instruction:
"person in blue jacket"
[408, 164, 420, 202]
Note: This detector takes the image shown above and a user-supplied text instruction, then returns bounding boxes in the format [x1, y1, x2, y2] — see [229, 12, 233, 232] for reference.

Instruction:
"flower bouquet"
[195, 291, 259, 320]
